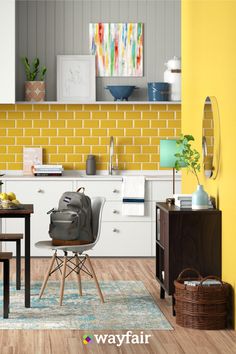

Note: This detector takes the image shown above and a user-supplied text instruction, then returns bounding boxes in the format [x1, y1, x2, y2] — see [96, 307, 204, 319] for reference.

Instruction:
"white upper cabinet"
[0, 0, 15, 103]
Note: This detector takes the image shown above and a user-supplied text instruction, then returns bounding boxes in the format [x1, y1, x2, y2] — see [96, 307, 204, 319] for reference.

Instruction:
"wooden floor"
[0, 257, 236, 354]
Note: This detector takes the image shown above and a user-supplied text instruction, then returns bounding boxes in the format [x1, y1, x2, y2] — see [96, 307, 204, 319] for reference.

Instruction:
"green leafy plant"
[175, 134, 201, 184]
[21, 57, 47, 81]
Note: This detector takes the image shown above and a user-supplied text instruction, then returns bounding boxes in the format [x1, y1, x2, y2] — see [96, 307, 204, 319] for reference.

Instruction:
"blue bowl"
[105, 85, 137, 101]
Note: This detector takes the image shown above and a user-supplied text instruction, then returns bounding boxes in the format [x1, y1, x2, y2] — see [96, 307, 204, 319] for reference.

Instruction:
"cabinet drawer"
[75, 181, 123, 201]
[91, 222, 152, 256]
[102, 201, 152, 222]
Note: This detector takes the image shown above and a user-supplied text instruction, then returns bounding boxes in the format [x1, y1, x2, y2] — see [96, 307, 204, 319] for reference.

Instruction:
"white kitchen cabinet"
[0, 0, 15, 103]
[2, 180, 73, 256]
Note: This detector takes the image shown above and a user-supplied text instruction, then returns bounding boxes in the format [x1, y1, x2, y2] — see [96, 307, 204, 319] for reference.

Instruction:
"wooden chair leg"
[75, 254, 82, 296]
[86, 254, 104, 303]
[59, 252, 67, 306]
[39, 252, 57, 299]
[3, 260, 10, 319]
[16, 239, 21, 290]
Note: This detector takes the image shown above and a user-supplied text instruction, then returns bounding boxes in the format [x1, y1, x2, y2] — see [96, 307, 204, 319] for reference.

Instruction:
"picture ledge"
[14, 101, 181, 105]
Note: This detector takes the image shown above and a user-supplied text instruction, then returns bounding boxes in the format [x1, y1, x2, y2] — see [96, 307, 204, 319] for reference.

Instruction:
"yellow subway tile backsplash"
[0, 103, 181, 170]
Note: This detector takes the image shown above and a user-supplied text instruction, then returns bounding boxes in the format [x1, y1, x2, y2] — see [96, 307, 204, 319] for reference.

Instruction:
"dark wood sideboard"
[156, 202, 222, 311]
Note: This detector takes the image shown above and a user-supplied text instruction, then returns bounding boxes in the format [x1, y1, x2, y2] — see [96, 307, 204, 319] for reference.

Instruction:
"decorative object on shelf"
[23, 147, 43, 175]
[57, 55, 95, 102]
[89, 23, 143, 77]
[164, 56, 181, 101]
[86, 155, 96, 175]
[202, 96, 220, 179]
[147, 82, 170, 101]
[165, 197, 175, 206]
[105, 85, 137, 101]
[175, 134, 209, 209]
[22, 57, 47, 102]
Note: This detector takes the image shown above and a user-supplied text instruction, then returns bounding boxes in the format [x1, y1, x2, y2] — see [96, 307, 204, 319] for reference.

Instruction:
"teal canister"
[86, 155, 96, 175]
[192, 185, 209, 210]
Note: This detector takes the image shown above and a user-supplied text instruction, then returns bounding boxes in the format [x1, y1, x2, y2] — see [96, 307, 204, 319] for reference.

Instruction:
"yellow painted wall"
[182, 0, 236, 324]
[0, 103, 181, 171]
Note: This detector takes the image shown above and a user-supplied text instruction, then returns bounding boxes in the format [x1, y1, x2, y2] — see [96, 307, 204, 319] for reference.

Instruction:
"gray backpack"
[48, 187, 93, 245]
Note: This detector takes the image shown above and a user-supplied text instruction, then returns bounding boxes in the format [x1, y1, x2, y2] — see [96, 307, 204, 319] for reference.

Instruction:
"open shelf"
[15, 101, 181, 105]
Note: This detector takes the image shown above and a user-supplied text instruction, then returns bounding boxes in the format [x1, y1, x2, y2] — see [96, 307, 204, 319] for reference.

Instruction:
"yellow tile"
[108, 129, 124, 136]
[142, 163, 158, 170]
[67, 154, 82, 162]
[42, 112, 57, 120]
[74, 162, 86, 170]
[142, 112, 158, 120]
[151, 137, 160, 145]
[142, 129, 158, 136]
[134, 137, 150, 145]
[101, 120, 116, 128]
[7, 112, 23, 119]
[117, 120, 133, 128]
[33, 104, 50, 111]
[126, 112, 141, 119]
[16, 154, 23, 162]
[0, 104, 15, 111]
[84, 120, 99, 128]
[58, 112, 74, 120]
[50, 137, 66, 145]
[41, 129, 57, 136]
[142, 146, 158, 153]
[16, 120, 32, 128]
[92, 129, 107, 136]
[151, 120, 167, 128]
[75, 146, 91, 153]
[67, 137, 82, 145]
[63, 163, 76, 170]
[0, 129, 6, 136]
[134, 155, 150, 162]
[67, 120, 82, 128]
[126, 129, 141, 136]
[92, 146, 107, 153]
[16, 104, 33, 111]
[75, 112, 90, 119]
[49, 155, 66, 163]
[24, 112, 40, 120]
[50, 104, 66, 111]
[0, 146, 7, 153]
[168, 120, 181, 128]
[96, 163, 107, 170]
[118, 155, 133, 162]
[115, 145, 125, 154]
[34, 137, 49, 145]
[16, 137, 32, 145]
[33, 120, 49, 128]
[159, 129, 175, 136]
[46, 146, 57, 153]
[66, 104, 83, 111]
[133, 104, 150, 111]
[84, 104, 100, 111]
[0, 163, 7, 169]
[134, 120, 149, 128]
[204, 129, 214, 136]
[0, 112, 7, 119]
[151, 154, 160, 162]
[7, 129, 23, 136]
[58, 146, 74, 153]
[100, 104, 116, 111]
[203, 120, 212, 128]
[117, 137, 133, 145]
[150, 104, 167, 111]
[117, 105, 133, 111]
[109, 112, 124, 120]
[100, 137, 111, 145]
[159, 112, 175, 119]
[167, 104, 181, 111]
[8, 163, 22, 170]
[0, 154, 15, 162]
[1, 120, 15, 128]
[84, 137, 99, 145]
[126, 146, 141, 153]
[0, 137, 15, 145]
[92, 111, 107, 119]
[97, 155, 109, 163]
[125, 163, 141, 170]
[58, 129, 74, 136]
[175, 111, 181, 119]
[50, 120, 66, 128]
[25, 129, 40, 136]
[75, 129, 90, 136]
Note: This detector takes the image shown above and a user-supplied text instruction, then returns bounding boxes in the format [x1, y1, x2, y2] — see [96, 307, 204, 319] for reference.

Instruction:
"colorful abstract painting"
[89, 23, 143, 77]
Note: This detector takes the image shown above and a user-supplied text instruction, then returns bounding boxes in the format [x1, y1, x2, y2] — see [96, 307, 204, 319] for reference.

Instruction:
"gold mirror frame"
[202, 96, 220, 179]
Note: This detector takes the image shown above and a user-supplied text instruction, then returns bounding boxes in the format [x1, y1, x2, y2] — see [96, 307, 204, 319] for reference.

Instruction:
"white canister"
[165, 56, 181, 70]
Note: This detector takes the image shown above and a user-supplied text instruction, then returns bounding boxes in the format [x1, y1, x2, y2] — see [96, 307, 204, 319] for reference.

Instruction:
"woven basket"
[174, 268, 229, 330]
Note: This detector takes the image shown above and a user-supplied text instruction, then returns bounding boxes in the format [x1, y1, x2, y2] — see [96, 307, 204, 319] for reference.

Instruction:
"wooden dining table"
[0, 204, 34, 308]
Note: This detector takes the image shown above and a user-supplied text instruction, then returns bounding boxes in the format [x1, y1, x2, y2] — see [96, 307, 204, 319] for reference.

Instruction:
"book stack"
[184, 279, 222, 287]
[174, 194, 214, 209]
[32, 165, 64, 176]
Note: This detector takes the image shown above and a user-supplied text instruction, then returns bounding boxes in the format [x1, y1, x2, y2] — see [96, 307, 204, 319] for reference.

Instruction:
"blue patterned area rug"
[0, 281, 172, 330]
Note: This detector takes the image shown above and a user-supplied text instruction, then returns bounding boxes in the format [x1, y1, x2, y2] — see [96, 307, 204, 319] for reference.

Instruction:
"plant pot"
[25, 81, 45, 102]
[192, 184, 209, 210]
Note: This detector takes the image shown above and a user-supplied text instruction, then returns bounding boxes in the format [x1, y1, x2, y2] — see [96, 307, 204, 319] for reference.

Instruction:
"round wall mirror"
[202, 96, 220, 179]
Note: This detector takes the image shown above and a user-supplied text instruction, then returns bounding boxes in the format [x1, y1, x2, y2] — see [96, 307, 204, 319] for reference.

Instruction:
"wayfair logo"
[83, 331, 151, 347]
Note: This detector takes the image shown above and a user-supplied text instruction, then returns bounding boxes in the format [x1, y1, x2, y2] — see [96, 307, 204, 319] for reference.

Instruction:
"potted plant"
[22, 57, 47, 102]
[174, 134, 209, 209]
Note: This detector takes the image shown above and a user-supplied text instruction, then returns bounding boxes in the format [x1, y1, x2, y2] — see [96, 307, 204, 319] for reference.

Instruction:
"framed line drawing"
[57, 55, 96, 102]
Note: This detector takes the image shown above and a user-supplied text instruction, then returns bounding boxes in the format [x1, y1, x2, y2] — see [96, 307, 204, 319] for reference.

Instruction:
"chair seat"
[0, 233, 23, 240]
[0, 252, 12, 260]
[35, 240, 95, 253]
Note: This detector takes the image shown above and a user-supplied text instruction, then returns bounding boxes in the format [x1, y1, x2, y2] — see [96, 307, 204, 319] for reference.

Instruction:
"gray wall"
[16, 0, 181, 101]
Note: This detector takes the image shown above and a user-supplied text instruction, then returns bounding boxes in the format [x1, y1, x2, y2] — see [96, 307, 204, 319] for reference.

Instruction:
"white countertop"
[0, 170, 181, 181]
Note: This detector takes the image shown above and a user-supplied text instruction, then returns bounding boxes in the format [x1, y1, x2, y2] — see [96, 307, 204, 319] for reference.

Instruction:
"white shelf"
[14, 101, 181, 105]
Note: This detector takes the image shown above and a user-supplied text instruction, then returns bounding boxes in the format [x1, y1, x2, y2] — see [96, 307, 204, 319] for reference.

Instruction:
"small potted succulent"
[22, 57, 47, 102]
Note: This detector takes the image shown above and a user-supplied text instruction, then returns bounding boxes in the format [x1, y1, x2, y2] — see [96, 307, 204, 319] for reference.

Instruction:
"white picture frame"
[57, 55, 96, 102]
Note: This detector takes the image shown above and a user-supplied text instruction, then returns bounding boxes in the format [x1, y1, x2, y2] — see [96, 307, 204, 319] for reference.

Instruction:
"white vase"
[192, 184, 209, 210]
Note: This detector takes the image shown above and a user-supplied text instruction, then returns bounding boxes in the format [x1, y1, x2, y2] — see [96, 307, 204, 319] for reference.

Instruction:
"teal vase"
[192, 184, 209, 210]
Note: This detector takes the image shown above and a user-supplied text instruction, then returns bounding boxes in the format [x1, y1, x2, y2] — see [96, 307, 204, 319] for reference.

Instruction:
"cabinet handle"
[37, 188, 44, 193]
[112, 209, 119, 214]
[112, 228, 119, 233]
[112, 189, 119, 193]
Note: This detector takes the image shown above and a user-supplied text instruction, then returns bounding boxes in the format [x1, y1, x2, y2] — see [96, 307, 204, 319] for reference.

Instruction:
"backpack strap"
[77, 187, 85, 193]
